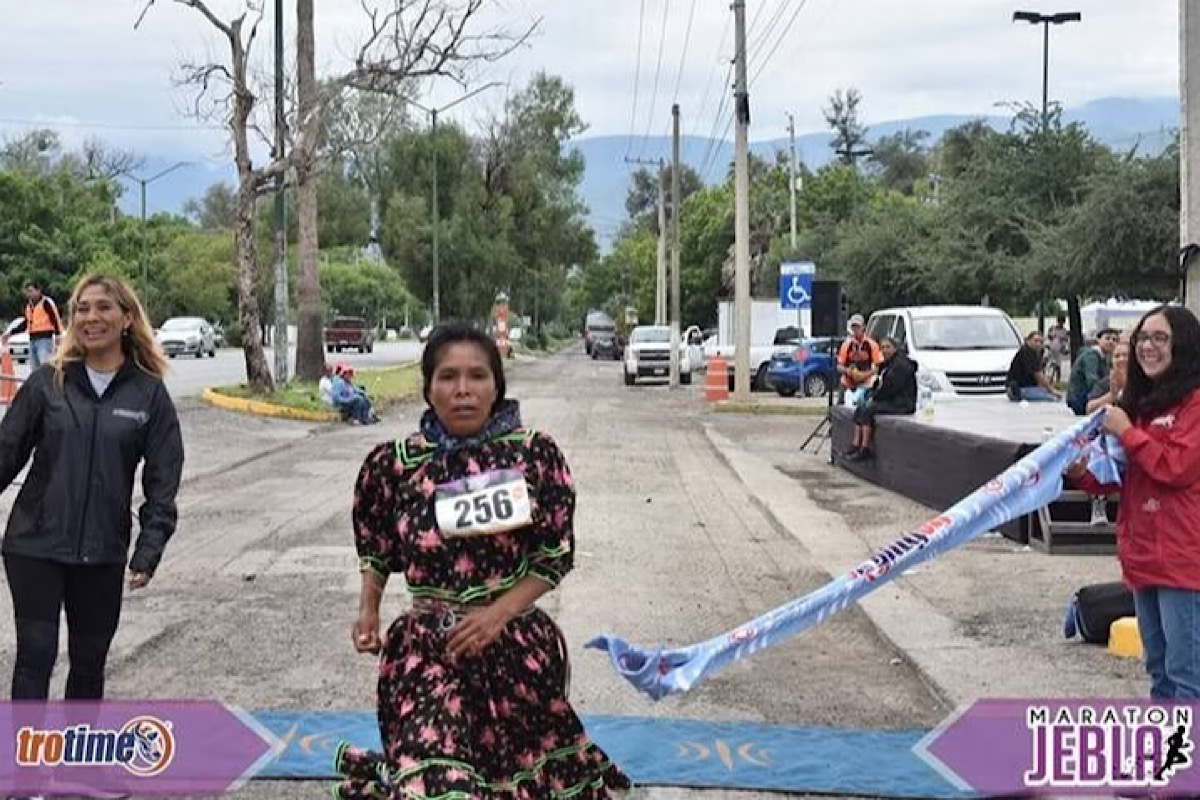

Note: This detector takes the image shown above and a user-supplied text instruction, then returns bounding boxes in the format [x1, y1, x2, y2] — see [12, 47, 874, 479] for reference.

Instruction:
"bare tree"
[140, 0, 285, 392]
[144, 0, 533, 387]
[288, 0, 535, 381]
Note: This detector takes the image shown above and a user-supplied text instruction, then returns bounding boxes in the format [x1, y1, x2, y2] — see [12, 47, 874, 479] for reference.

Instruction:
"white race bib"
[435, 469, 533, 538]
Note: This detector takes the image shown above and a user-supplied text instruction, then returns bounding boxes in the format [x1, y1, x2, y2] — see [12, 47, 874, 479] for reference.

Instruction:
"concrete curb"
[709, 402, 827, 416]
[702, 423, 976, 708]
[200, 388, 340, 423]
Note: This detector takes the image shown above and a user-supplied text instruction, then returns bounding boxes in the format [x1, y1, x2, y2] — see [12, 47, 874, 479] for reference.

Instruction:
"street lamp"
[407, 82, 504, 323]
[1012, 11, 1082, 132]
[123, 161, 193, 297]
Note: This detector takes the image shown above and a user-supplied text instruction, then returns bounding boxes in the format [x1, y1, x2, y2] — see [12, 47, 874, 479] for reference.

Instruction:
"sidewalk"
[702, 413, 1145, 707]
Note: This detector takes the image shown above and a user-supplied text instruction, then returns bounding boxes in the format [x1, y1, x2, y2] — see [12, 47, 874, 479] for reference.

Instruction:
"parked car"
[623, 325, 693, 386]
[4, 318, 29, 364]
[865, 306, 1021, 397]
[325, 316, 375, 353]
[156, 317, 217, 359]
[590, 328, 622, 360]
[766, 337, 837, 398]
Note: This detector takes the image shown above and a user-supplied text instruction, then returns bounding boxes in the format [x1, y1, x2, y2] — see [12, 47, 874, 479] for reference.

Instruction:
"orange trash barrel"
[705, 355, 729, 402]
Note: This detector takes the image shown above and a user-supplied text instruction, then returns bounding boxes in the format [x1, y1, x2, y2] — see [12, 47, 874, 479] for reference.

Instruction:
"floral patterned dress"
[337, 400, 631, 800]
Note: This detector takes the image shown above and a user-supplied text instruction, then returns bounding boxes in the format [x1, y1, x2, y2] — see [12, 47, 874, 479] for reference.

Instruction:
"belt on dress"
[409, 596, 536, 632]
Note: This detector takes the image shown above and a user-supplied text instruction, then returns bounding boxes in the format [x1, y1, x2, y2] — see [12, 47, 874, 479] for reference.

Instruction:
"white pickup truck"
[623, 325, 694, 386]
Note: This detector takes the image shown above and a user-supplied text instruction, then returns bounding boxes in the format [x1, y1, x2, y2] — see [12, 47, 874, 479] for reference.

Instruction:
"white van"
[865, 306, 1022, 397]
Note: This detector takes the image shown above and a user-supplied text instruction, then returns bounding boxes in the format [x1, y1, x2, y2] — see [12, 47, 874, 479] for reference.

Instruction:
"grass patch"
[211, 362, 421, 413]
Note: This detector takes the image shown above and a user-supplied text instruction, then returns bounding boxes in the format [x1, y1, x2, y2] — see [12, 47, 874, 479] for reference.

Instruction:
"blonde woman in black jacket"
[0, 274, 183, 704]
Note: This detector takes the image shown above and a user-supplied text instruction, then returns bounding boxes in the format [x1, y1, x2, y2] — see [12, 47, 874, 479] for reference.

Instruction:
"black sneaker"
[841, 446, 861, 460]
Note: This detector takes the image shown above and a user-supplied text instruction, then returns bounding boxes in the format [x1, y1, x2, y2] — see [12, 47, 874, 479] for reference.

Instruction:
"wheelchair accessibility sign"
[779, 262, 814, 311]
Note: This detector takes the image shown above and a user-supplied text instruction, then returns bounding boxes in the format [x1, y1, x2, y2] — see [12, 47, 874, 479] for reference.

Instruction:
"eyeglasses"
[1135, 331, 1172, 348]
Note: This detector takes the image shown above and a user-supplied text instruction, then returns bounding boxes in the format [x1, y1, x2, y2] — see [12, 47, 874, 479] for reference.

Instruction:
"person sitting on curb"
[837, 314, 883, 408]
[845, 337, 917, 462]
[1006, 331, 1061, 403]
[1066, 327, 1119, 415]
[331, 365, 379, 425]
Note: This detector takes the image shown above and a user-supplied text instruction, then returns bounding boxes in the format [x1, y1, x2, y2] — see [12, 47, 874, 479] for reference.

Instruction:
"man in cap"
[837, 314, 883, 406]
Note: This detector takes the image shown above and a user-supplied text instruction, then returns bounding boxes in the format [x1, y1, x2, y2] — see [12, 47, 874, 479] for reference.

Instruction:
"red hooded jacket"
[1078, 388, 1200, 591]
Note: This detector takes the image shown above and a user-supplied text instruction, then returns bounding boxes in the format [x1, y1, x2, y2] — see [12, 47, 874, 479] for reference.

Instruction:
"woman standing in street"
[1070, 306, 1200, 699]
[338, 322, 631, 799]
[0, 274, 184, 704]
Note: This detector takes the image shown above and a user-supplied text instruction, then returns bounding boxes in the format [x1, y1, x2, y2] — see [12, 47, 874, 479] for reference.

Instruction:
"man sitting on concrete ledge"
[845, 337, 917, 462]
[1006, 330, 1061, 403]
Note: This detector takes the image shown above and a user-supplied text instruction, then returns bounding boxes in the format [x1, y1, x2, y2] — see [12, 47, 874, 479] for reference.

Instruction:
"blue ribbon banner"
[586, 411, 1112, 700]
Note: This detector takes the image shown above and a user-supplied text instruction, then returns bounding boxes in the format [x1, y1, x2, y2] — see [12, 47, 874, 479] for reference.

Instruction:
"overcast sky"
[0, 0, 1181, 164]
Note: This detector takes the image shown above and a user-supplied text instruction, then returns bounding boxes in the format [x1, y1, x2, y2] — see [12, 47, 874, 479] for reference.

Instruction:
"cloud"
[0, 0, 1180, 163]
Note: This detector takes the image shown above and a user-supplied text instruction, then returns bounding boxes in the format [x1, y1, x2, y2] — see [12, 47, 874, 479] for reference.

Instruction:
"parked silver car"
[156, 317, 217, 358]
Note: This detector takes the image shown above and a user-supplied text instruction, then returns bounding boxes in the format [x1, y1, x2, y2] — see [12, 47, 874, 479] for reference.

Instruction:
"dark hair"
[24, 281, 41, 292]
[421, 321, 507, 408]
[1119, 305, 1200, 421]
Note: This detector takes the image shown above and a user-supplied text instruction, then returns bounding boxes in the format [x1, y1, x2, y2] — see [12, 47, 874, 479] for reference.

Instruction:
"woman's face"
[1135, 313, 1173, 381]
[881, 340, 896, 360]
[1113, 342, 1131, 376]
[72, 284, 130, 357]
[429, 342, 497, 437]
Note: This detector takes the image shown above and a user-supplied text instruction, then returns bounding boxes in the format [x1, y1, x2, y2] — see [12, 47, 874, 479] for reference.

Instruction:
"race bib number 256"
[435, 469, 533, 538]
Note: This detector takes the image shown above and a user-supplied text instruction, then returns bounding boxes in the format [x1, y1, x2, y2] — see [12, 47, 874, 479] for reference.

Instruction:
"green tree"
[824, 88, 869, 165]
[869, 129, 931, 195]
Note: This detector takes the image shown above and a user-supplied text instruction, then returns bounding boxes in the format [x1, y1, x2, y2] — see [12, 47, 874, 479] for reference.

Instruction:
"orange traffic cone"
[1, 342, 15, 406]
[705, 355, 730, 402]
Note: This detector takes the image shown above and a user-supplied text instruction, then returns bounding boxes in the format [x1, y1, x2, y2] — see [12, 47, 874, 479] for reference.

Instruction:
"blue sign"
[779, 262, 814, 311]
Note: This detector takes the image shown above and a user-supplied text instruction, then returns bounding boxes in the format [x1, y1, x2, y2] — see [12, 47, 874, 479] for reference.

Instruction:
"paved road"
[8, 340, 424, 399]
[0, 346, 941, 799]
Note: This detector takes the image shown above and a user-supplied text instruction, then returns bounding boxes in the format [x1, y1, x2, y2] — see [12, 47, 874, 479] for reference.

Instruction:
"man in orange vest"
[837, 313, 883, 406]
[7, 281, 63, 370]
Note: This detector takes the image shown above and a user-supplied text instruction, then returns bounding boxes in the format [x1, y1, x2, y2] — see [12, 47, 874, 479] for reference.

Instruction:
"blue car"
[766, 337, 837, 398]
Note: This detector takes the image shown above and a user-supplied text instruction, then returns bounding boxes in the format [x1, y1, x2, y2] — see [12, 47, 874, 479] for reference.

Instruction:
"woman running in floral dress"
[337, 322, 632, 800]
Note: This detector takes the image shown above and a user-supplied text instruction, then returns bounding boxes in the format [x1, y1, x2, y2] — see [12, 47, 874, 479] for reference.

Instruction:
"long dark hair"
[421, 322, 507, 408]
[1119, 305, 1200, 421]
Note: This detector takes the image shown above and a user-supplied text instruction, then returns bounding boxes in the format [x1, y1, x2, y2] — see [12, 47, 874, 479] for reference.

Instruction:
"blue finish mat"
[251, 711, 972, 798]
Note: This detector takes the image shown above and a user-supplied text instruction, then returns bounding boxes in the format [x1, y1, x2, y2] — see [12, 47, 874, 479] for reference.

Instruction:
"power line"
[687, 14, 731, 166]
[751, 0, 813, 87]
[698, 67, 732, 180]
[0, 117, 225, 132]
[670, 0, 700, 107]
[625, 0, 648, 160]
[637, 0, 673, 159]
[747, 0, 789, 60]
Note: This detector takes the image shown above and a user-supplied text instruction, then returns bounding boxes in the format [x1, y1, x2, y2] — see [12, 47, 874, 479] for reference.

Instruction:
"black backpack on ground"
[1064, 581, 1136, 645]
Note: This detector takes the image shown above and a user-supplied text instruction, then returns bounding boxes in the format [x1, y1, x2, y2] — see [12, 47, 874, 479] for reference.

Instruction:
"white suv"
[865, 306, 1021, 397]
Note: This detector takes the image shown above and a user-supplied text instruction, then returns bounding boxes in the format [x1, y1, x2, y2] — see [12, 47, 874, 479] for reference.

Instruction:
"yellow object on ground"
[1108, 616, 1143, 659]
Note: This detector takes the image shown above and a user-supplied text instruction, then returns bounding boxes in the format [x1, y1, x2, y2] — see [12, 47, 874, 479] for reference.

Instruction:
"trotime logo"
[15, 715, 176, 777]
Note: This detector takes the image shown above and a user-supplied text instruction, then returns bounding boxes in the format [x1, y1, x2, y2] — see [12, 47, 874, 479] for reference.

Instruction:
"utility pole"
[624, 155, 667, 323]
[1182, 0, 1200, 314]
[670, 104, 683, 388]
[431, 108, 440, 324]
[656, 162, 667, 324]
[788, 113, 798, 250]
[732, 0, 752, 402]
[272, 0, 288, 383]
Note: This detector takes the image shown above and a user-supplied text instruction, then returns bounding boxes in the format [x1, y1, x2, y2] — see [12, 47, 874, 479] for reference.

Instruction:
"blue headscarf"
[419, 398, 522, 453]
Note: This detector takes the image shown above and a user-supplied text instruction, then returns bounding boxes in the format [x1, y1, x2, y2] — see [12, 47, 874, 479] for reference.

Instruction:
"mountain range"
[120, 96, 1181, 251]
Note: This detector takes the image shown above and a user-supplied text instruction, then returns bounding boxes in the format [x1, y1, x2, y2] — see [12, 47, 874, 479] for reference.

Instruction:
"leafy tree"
[869, 129, 931, 195]
[183, 183, 238, 230]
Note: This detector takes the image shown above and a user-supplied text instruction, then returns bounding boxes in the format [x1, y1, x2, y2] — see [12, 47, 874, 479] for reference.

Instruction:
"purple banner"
[0, 700, 280, 796]
[917, 698, 1200, 797]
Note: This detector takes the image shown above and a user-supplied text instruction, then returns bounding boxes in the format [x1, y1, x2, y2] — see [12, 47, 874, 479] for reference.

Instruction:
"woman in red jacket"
[1069, 305, 1200, 699]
